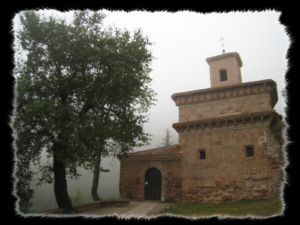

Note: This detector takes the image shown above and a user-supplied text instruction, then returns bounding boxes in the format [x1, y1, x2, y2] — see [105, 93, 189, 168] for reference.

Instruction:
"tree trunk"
[53, 152, 73, 213]
[91, 152, 102, 201]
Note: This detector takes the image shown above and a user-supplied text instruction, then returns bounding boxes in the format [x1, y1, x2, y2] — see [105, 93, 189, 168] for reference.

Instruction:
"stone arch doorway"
[144, 168, 162, 200]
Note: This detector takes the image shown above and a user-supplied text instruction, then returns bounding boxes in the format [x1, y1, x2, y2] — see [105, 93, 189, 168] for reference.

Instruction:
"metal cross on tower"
[219, 36, 226, 54]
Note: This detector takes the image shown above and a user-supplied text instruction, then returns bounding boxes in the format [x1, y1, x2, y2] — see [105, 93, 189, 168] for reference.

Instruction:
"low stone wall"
[98, 199, 129, 207]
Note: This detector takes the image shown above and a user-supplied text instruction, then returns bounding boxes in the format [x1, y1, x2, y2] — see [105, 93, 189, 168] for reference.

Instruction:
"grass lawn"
[162, 198, 283, 218]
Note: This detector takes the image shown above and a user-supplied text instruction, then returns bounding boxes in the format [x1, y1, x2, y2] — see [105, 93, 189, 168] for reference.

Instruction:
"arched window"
[219, 69, 227, 81]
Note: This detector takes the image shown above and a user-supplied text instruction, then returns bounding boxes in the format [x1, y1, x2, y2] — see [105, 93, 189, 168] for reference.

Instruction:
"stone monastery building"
[119, 52, 284, 203]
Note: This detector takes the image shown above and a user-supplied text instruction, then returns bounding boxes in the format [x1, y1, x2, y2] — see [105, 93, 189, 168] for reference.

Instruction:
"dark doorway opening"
[144, 168, 162, 200]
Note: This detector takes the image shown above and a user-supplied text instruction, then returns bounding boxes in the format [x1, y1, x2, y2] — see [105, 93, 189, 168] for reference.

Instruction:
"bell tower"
[206, 52, 243, 88]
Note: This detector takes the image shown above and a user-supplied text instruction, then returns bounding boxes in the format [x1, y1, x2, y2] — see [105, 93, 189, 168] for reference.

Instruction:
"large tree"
[12, 10, 156, 213]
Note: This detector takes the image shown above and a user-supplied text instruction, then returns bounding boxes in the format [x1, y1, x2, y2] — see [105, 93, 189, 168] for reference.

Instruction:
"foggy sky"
[100, 10, 289, 151]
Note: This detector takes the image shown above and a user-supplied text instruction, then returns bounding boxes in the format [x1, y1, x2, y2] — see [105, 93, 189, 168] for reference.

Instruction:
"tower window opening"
[245, 146, 254, 157]
[198, 149, 206, 160]
[220, 69, 227, 81]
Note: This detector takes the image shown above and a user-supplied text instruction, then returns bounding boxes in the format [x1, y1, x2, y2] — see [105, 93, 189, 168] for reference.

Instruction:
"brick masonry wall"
[179, 93, 272, 123]
[179, 125, 284, 203]
[119, 159, 182, 202]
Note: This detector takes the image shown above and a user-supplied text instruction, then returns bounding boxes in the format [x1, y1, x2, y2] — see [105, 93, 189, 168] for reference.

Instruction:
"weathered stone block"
[215, 180, 222, 187]
[222, 194, 233, 201]
[243, 174, 251, 180]
[253, 187, 269, 193]
[252, 173, 273, 180]
[230, 180, 237, 186]
[252, 193, 263, 199]
[244, 180, 254, 188]
[198, 180, 216, 188]
[226, 187, 234, 193]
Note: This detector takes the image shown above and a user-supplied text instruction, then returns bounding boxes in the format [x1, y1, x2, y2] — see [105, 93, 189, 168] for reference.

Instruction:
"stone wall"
[179, 125, 284, 203]
[119, 159, 182, 202]
[178, 93, 272, 123]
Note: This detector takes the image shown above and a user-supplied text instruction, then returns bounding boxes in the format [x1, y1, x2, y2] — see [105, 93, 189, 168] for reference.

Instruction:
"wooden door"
[144, 168, 161, 200]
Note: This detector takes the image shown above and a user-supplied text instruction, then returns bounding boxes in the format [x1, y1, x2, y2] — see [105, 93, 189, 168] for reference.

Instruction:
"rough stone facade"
[119, 52, 284, 203]
[176, 125, 284, 203]
[173, 80, 277, 124]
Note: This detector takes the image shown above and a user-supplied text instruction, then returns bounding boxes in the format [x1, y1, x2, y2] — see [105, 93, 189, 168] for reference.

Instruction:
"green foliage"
[70, 186, 85, 206]
[100, 167, 110, 173]
[164, 198, 283, 217]
[18, 198, 40, 213]
[269, 113, 285, 144]
[12, 10, 156, 211]
[14, 155, 35, 213]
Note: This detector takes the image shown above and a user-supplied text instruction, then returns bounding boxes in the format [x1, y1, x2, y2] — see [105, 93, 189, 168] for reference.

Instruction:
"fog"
[14, 10, 289, 211]
[32, 135, 177, 211]
[32, 157, 121, 211]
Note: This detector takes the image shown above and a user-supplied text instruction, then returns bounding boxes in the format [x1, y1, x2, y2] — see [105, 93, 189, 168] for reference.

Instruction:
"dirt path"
[78, 201, 172, 218]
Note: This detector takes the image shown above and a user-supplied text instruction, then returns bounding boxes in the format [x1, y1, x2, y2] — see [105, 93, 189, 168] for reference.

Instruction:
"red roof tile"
[128, 144, 182, 157]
